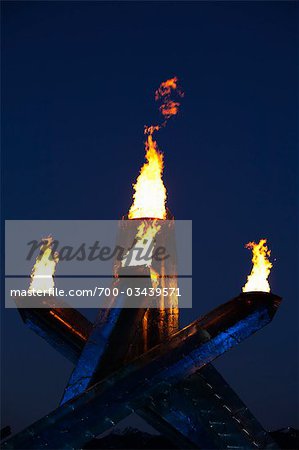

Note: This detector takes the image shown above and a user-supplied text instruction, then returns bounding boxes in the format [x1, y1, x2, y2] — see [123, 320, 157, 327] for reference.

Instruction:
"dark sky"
[1, 0, 298, 436]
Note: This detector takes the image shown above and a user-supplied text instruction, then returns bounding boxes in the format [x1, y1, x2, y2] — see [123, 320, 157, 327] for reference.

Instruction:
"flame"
[121, 220, 161, 269]
[149, 266, 160, 289]
[135, 220, 161, 241]
[29, 236, 59, 293]
[129, 135, 166, 219]
[129, 77, 183, 220]
[155, 76, 184, 120]
[242, 239, 273, 293]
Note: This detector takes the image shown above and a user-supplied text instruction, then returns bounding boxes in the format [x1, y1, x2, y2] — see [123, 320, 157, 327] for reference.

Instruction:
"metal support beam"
[3, 292, 281, 449]
[60, 268, 152, 404]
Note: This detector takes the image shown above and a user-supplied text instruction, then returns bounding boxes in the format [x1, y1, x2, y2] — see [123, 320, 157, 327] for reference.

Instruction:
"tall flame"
[242, 239, 273, 293]
[29, 236, 59, 293]
[128, 77, 183, 220]
[129, 135, 166, 219]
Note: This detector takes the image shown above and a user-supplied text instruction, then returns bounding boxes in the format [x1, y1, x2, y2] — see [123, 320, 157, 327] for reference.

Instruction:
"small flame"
[129, 77, 183, 220]
[122, 220, 161, 269]
[242, 239, 273, 293]
[29, 236, 59, 293]
[135, 220, 161, 241]
[155, 76, 184, 120]
[135, 220, 161, 270]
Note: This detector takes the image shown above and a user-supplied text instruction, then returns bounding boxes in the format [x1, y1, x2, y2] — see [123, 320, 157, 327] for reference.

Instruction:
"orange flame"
[242, 239, 273, 293]
[122, 219, 161, 268]
[29, 236, 59, 293]
[155, 76, 184, 121]
[129, 77, 183, 220]
[129, 135, 166, 219]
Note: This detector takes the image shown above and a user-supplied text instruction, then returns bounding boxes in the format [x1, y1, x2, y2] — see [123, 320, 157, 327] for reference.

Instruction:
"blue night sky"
[1, 0, 298, 435]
